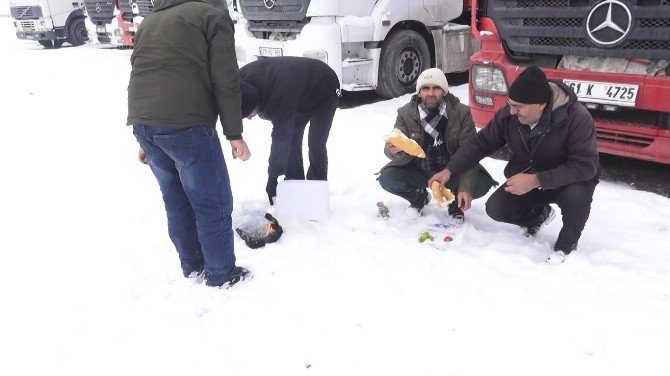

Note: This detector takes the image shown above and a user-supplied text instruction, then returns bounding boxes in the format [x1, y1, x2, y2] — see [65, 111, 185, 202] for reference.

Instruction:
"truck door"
[422, 0, 463, 24]
[423, 0, 447, 23]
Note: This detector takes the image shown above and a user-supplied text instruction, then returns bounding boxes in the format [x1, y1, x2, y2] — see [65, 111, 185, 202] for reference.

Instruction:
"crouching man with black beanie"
[430, 66, 600, 263]
[238, 57, 341, 205]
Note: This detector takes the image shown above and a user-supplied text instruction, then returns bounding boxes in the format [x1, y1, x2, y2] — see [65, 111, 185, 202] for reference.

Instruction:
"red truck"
[468, 0, 670, 164]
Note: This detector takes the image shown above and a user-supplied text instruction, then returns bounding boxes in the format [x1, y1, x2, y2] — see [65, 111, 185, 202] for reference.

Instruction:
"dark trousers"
[485, 178, 598, 250]
[285, 97, 338, 181]
[378, 164, 496, 203]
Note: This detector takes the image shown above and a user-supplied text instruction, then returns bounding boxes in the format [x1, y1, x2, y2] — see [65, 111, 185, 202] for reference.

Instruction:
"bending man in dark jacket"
[239, 57, 340, 205]
[127, 0, 250, 287]
[431, 66, 600, 263]
[378, 68, 497, 220]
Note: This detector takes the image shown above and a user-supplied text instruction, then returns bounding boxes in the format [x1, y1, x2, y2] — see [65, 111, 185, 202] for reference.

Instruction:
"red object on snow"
[443, 236, 453, 242]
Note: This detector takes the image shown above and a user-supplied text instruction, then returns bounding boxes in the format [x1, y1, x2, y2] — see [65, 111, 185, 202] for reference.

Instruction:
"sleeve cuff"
[226, 135, 242, 141]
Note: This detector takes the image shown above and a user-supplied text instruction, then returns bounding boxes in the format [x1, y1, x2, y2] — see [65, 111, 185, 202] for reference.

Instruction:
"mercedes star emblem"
[264, 0, 275, 10]
[95, 3, 101, 12]
[586, 0, 632, 46]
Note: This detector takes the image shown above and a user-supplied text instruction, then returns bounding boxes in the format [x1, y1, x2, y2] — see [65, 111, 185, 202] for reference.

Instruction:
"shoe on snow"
[524, 205, 555, 237]
[447, 200, 465, 221]
[186, 269, 205, 284]
[206, 266, 251, 289]
[546, 250, 567, 264]
[410, 188, 431, 212]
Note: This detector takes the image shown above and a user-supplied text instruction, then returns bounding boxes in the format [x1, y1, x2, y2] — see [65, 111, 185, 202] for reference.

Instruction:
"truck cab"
[10, 0, 88, 48]
[234, 0, 477, 98]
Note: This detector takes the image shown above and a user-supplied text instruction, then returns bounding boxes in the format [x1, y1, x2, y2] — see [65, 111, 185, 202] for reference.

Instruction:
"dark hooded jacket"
[239, 57, 340, 177]
[127, 0, 242, 139]
[446, 80, 600, 189]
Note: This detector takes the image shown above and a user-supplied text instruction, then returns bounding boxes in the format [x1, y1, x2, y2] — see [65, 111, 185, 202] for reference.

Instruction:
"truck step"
[341, 83, 375, 91]
[342, 58, 374, 68]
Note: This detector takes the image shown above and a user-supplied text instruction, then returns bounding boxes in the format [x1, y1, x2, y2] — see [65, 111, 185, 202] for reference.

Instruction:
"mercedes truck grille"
[485, 0, 670, 60]
[83, 0, 115, 23]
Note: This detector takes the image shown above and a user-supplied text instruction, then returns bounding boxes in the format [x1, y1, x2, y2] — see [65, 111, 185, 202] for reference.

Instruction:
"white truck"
[10, 0, 88, 48]
[82, 0, 119, 45]
[233, 0, 477, 98]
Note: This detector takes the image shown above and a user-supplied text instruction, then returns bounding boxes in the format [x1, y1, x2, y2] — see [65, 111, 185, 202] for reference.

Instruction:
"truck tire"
[39, 40, 63, 49]
[67, 17, 88, 46]
[376, 30, 430, 99]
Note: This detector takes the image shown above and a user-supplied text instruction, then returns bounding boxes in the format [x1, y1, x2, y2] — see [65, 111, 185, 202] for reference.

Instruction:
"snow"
[2, 17, 670, 376]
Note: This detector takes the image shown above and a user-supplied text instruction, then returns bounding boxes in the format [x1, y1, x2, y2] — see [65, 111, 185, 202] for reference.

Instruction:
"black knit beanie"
[508, 66, 551, 104]
[240, 80, 259, 118]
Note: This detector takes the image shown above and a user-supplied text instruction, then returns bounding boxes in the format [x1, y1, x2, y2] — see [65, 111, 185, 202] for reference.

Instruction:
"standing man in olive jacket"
[431, 66, 600, 263]
[127, 0, 250, 288]
[378, 68, 497, 220]
[238, 56, 341, 205]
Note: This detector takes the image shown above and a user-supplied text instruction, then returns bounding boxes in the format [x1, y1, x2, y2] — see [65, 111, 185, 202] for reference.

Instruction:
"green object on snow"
[418, 231, 435, 242]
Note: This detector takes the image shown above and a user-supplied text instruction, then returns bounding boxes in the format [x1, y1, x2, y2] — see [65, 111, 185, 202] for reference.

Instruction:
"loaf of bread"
[430, 181, 456, 208]
[385, 129, 426, 158]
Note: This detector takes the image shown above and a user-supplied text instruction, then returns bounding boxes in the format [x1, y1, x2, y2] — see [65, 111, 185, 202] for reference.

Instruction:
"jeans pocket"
[154, 128, 198, 167]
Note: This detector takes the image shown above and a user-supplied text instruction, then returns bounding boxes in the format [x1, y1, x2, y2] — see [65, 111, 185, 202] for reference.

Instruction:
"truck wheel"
[39, 40, 63, 49]
[67, 17, 88, 46]
[376, 30, 430, 99]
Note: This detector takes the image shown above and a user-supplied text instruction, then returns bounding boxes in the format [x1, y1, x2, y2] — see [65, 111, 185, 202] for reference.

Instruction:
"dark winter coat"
[239, 57, 340, 177]
[127, 0, 243, 139]
[446, 80, 600, 189]
[381, 93, 485, 195]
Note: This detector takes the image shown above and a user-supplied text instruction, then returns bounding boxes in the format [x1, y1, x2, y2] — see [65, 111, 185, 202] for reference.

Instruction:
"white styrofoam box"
[275, 180, 330, 221]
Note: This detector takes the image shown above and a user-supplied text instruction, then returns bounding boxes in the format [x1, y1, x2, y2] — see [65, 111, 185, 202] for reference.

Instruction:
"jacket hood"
[548, 79, 577, 111]
[154, 0, 212, 11]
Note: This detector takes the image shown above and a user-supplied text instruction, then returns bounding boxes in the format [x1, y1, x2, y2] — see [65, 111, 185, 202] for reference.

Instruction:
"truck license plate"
[563, 79, 638, 107]
[96, 25, 106, 33]
[259, 47, 282, 57]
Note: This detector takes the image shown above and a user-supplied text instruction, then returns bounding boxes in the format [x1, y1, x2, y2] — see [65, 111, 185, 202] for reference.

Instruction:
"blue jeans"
[133, 125, 236, 286]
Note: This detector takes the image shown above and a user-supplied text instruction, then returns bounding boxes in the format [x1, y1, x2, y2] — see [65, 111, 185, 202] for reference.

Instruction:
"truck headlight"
[303, 50, 328, 64]
[472, 65, 507, 94]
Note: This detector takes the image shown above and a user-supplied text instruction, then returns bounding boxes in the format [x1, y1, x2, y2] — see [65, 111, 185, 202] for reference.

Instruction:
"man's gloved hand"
[266, 175, 278, 205]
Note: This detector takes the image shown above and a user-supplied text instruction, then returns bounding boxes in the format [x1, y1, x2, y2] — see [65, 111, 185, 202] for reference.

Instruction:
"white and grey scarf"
[418, 99, 448, 146]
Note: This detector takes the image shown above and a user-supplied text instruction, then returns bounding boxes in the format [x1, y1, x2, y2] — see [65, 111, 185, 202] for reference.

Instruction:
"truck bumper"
[234, 17, 342, 79]
[16, 30, 56, 41]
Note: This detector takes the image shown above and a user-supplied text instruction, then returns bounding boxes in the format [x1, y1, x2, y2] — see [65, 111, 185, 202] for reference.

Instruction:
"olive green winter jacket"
[381, 93, 484, 194]
[127, 0, 242, 139]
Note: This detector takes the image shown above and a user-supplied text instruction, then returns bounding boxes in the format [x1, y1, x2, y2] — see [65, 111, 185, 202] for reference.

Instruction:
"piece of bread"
[430, 181, 456, 208]
[385, 129, 426, 158]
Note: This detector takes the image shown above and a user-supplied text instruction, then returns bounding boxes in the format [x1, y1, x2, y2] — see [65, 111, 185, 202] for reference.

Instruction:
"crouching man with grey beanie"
[431, 66, 600, 263]
[378, 68, 497, 221]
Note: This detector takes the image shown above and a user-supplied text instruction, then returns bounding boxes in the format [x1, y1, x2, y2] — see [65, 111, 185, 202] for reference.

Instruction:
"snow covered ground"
[1, 18, 669, 376]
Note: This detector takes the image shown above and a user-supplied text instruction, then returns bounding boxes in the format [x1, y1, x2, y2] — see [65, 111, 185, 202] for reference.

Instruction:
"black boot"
[447, 200, 464, 221]
[524, 205, 555, 237]
[207, 266, 251, 289]
[410, 188, 430, 212]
